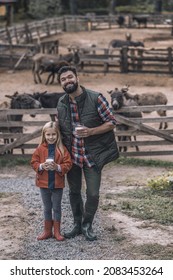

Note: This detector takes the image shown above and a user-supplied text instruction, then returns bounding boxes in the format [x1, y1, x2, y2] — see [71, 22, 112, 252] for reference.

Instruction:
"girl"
[31, 121, 72, 241]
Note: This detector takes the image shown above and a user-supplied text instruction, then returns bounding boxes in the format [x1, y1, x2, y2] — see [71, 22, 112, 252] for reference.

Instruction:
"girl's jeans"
[40, 188, 63, 221]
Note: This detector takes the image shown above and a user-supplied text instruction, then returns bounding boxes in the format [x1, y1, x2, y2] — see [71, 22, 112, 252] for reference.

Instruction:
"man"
[57, 66, 119, 241]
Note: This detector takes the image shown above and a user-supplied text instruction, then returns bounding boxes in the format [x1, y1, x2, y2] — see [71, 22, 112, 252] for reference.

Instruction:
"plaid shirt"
[70, 94, 116, 168]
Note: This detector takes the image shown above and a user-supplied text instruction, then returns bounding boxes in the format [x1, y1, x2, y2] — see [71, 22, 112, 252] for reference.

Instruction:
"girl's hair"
[41, 121, 64, 155]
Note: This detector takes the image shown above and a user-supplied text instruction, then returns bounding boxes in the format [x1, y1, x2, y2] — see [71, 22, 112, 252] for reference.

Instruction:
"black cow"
[117, 15, 125, 28]
[132, 16, 148, 28]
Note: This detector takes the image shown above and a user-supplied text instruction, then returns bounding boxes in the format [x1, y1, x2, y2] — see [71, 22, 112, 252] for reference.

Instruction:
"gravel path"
[0, 166, 131, 260]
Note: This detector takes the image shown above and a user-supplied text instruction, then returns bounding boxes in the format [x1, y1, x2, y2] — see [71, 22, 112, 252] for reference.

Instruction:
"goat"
[68, 44, 97, 55]
[32, 51, 80, 85]
[0, 92, 41, 154]
[108, 88, 142, 152]
[32, 91, 65, 121]
[122, 86, 168, 129]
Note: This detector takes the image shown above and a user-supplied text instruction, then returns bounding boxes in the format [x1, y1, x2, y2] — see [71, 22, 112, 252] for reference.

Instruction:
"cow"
[132, 15, 148, 28]
[117, 15, 125, 28]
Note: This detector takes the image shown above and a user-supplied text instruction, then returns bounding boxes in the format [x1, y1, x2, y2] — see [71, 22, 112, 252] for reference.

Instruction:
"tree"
[108, 0, 117, 15]
[155, 0, 162, 13]
[28, 0, 62, 19]
[69, 0, 78, 15]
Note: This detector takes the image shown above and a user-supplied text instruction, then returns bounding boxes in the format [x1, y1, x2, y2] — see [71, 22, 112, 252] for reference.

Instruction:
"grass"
[0, 155, 173, 168]
[114, 157, 173, 168]
[130, 243, 173, 260]
[0, 192, 10, 198]
[0, 157, 30, 168]
[103, 187, 173, 225]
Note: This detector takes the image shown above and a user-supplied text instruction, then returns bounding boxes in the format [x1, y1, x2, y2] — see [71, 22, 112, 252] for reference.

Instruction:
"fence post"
[137, 48, 143, 71]
[35, 23, 40, 42]
[120, 47, 128, 73]
[45, 20, 50, 37]
[24, 23, 33, 43]
[63, 16, 67, 32]
[87, 20, 92, 32]
[168, 47, 172, 74]
[130, 48, 136, 70]
[14, 26, 19, 44]
[5, 26, 12, 45]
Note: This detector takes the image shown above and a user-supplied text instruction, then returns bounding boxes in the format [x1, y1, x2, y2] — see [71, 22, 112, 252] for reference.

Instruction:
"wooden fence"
[0, 14, 172, 45]
[77, 46, 173, 75]
[1, 105, 173, 159]
[1, 45, 173, 74]
[1, 13, 173, 73]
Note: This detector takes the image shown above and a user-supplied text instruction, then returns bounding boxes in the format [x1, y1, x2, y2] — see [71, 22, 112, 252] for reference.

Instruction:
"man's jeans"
[67, 163, 101, 223]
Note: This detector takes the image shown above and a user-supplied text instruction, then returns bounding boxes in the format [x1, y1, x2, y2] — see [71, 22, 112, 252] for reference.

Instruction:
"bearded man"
[57, 66, 119, 241]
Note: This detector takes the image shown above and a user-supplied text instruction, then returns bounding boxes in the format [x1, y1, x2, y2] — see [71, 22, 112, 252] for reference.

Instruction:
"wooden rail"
[0, 106, 173, 158]
[78, 46, 173, 74]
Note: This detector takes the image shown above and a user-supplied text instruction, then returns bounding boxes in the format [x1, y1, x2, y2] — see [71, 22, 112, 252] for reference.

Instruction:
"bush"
[147, 172, 173, 191]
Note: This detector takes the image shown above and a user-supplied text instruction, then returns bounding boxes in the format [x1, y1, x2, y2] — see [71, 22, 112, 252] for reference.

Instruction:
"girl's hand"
[46, 161, 58, 171]
[41, 162, 51, 171]
[41, 161, 59, 171]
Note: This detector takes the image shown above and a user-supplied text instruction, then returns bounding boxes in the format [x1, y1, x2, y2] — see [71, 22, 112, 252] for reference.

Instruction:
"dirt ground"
[0, 27, 173, 259]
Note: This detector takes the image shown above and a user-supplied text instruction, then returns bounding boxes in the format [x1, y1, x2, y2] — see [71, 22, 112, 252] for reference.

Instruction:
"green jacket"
[57, 86, 119, 172]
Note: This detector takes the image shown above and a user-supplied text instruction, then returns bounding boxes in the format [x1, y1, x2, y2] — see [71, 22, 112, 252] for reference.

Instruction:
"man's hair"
[57, 66, 77, 83]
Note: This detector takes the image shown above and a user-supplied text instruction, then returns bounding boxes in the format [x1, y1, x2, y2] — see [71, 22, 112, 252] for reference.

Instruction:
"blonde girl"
[31, 121, 72, 241]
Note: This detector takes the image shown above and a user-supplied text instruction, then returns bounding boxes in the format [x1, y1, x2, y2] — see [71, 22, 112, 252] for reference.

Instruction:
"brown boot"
[37, 220, 53, 240]
[53, 221, 65, 241]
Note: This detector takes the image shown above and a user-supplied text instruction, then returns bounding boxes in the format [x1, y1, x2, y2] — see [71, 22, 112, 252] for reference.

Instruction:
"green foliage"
[116, 4, 154, 13]
[13, 0, 162, 20]
[147, 172, 173, 191]
[28, 0, 62, 19]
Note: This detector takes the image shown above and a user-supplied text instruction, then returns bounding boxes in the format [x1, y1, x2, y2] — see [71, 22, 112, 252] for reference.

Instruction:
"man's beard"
[63, 81, 78, 94]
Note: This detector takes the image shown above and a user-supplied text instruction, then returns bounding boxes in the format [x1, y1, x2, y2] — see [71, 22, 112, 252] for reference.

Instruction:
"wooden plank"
[0, 108, 57, 116]
[114, 114, 173, 142]
[115, 129, 173, 136]
[116, 105, 173, 113]
[0, 121, 47, 127]
[120, 150, 173, 157]
[0, 127, 42, 154]
[13, 52, 26, 70]
[118, 139, 173, 146]
[127, 117, 173, 124]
